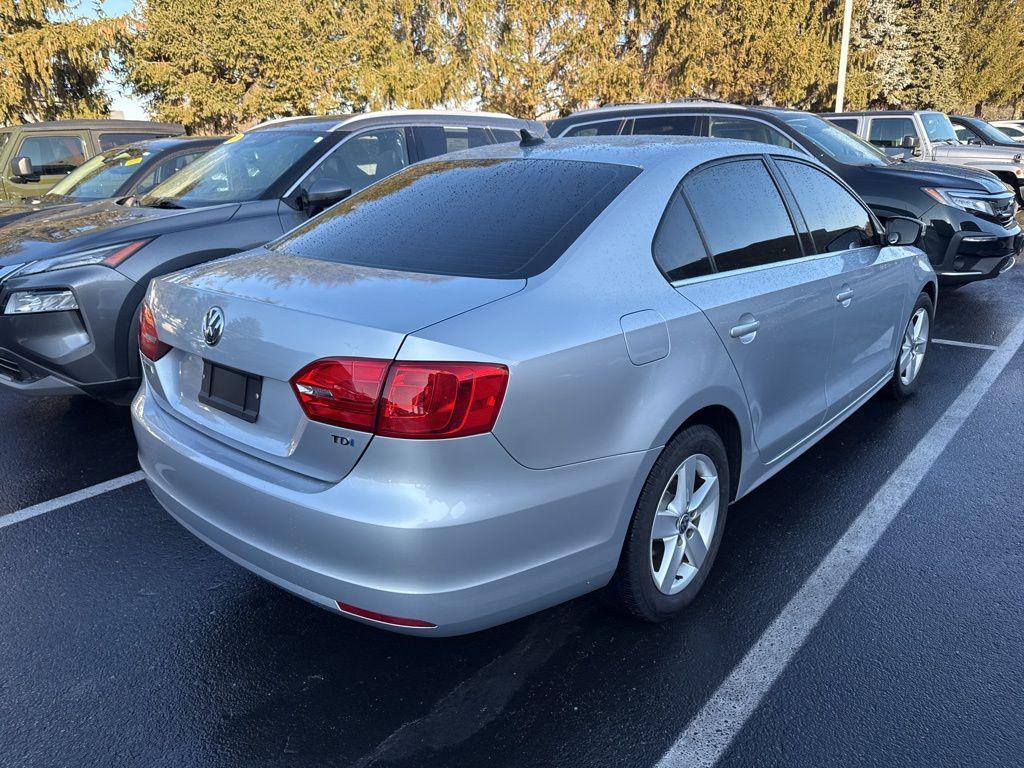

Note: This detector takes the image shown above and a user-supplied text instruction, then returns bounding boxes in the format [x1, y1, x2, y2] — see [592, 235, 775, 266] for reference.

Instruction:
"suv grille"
[0, 353, 24, 381]
[991, 194, 1017, 224]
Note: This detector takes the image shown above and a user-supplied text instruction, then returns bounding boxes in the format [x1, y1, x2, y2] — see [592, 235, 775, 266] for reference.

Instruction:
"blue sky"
[81, 0, 149, 119]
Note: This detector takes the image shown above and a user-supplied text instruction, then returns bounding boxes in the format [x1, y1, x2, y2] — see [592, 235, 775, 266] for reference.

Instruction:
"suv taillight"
[291, 358, 508, 439]
[139, 304, 170, 361]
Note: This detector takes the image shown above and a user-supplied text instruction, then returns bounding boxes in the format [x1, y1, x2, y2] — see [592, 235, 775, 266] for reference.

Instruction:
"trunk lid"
[146, 248, 524, 482]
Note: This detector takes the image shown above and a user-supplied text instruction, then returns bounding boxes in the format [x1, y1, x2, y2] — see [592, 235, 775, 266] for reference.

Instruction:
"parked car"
[0, 137, 223, 229]
[0, 119, 185, 202]
[819, 110, 1024, 202]
[549, 102, 1020, 285]
[991, 121, 1024, 141]
[0, 111, 544, 401]
[949, 115, 1024, 149]
[133, 136, 936, 635]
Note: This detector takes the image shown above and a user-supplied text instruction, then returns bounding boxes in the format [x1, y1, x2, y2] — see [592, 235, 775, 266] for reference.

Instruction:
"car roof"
[432, 135, 807, 170]
[0, 119, 184, 132]
[818, 110, 938, 117]
[556, 100, 746, 119]
[249, 110, 544, 133]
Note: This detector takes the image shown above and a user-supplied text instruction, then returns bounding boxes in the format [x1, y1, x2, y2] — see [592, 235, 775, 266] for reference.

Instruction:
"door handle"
[729, 319, 761, 339]
[836, 288, 855, 305]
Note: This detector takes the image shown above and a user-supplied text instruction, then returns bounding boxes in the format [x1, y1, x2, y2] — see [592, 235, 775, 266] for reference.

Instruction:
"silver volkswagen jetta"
[133, 137, 936, 635]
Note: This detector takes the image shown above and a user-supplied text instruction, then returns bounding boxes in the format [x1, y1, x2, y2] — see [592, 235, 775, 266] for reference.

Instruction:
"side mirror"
[884, 216, 923, 246]
[900, 135, 920, 149]
[10, 156, 34, 179]
[303, 178, 351, 216]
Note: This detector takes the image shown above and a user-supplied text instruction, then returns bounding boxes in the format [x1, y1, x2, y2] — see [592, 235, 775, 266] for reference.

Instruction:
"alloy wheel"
[899, 307, 929, 386]
[649, 453, 720, 595]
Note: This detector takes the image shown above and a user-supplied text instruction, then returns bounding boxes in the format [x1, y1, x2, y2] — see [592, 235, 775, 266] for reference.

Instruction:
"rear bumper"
[132, 383, 656, 636]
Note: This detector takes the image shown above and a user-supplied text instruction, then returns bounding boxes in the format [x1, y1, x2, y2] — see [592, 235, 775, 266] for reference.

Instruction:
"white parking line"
[932, 338, 999, 351]
[0, 471, 145, 531]
[656, 314, 1024, 768]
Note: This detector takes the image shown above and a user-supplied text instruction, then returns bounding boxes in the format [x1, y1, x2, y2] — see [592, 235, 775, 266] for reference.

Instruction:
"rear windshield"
[270, 158, 641, 279]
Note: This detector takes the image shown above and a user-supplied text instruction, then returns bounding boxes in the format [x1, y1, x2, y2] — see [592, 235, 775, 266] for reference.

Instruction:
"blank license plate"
[198, 360, 262, 423]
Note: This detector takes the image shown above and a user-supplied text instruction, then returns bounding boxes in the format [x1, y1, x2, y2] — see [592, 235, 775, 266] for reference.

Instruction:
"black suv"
[550, 102, 1020, 286]
[0, 111, 544, 401]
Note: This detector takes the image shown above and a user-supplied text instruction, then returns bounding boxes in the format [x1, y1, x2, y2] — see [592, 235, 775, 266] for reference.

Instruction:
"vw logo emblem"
[202, 306, 225, 346]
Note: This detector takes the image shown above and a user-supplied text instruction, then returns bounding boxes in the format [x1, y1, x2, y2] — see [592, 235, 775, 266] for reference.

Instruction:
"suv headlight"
[4, 290, 78, 315]
[923, 187, 1000, 216]
[16, 240, 150, 277]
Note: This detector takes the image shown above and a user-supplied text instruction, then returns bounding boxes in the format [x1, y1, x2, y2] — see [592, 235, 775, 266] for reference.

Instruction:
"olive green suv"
[0, 119, 184, 202]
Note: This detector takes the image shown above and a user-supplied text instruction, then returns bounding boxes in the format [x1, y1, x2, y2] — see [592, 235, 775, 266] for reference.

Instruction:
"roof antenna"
[519, 126, 545, 147]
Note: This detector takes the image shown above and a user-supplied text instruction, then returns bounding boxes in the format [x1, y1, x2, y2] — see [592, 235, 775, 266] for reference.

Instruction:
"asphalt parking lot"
[2, 263, 1023, 768]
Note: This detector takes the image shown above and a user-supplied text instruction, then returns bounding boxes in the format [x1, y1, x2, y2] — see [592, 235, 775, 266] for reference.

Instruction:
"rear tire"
[889, 292, 933, 399]
[608, 425, 730, 623]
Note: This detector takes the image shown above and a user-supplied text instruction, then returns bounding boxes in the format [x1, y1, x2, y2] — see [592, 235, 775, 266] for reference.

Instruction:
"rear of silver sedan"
[132, 151, 656, 635]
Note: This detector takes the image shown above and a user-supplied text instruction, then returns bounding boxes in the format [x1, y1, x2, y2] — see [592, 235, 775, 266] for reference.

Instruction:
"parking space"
[0, 260, 1021, 767]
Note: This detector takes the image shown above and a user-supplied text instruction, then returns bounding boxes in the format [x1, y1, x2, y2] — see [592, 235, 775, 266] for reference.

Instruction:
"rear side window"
[653, 192, 713, 282]
[273, 158, 641, 279]
[708, 117, 795, 148]
[99, 132, 162, 151]
[829, 118, 859, 133]
[776, 160, 875, 252]
[562, 121, 621, 137]
[683, 159, 801, 272]
[632, 115, 699, 136]
[415, 126, 490, 158]
[867, 117, 916, 148]
[490, 129, 521, 144]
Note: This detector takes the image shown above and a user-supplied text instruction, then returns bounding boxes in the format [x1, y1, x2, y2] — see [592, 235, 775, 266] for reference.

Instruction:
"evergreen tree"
[0, 0, 122, 123]
[902, 0, 961, 110]
[956, 0, 1024, 116]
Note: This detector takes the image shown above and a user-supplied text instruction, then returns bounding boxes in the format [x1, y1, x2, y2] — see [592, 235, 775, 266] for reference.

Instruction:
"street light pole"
[835, 0, 854, 112]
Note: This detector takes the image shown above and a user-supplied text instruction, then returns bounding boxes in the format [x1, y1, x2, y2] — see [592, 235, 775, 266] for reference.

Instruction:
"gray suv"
[821, 110, 1024, 201]
[0, 111, 544, 401]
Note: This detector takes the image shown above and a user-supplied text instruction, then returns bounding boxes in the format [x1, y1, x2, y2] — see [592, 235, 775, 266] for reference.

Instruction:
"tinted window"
[779, 112, 888, 167]
[684, 159, 801, 272]
[134, 151, 206, 195]
[653, 192, 713, 281]
[953, 124, 976, 142]
[490, 128, 521, 144]
[708, 117, 795, 148]
[777, 160, 875, 252]
[18, 135, 86, 175]
[416, 126, 489, 158]
[829, 118, 859, 133]
[99, 132, 162, 151]
[631, 115, 699, 136]
[563, 121, 621, 137]
[867, 117, 916, 148]
[46, 146, 148, 200]
[273, 159, 640, 279]
[302, 128, 409, 196]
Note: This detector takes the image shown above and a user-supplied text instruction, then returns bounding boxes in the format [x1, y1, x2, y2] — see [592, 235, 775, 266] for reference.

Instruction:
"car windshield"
[776, 113, 890, 167]
[137, 130, 326, 208]
[45, 146, 151, 201]
[271, 158, 641, 279]
[968, 119, 1017, 144]
[921, 112, 958, 143]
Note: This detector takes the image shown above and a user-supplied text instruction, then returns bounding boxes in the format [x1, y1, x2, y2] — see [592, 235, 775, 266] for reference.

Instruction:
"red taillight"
[290, 358, 508, 439]
[138, 304, 170, 361]
[291, 358, 390, 431]
[378, 362, 508, 439]
[336, 601, 436, 628]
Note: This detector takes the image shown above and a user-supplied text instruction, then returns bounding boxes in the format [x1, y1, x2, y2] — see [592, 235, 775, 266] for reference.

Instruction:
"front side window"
[632, 115, 699, 136]
[138, 130, 327, 208]
[46, 146, 149, 200]
[653, 191, 713, 281]
[99, 132, 162, 151]
[708, 117, 795, 148]
[273, 158, 641, 279]
[683, 158, 801, 272]
[562, 121, 621, 138]
[17, 135, 86, 175]
[867, 117, 917, 148]
[416, 126, 489, 157]
[134, 151, 207, 195]
[302, 128, 409, 197]
[953, 124, 978, 142]
[776, 160, 874, 253]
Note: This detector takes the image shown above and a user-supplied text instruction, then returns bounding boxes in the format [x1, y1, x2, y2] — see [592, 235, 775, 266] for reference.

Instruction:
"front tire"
[609, 425, 730, 623]
[890, 292, 933, 399]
